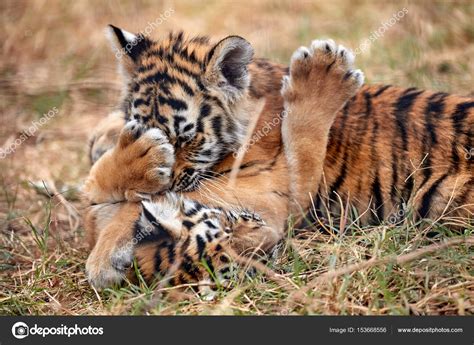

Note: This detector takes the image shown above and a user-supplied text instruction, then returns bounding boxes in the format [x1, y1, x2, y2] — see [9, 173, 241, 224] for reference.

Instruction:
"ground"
[0, 0, 473, 315]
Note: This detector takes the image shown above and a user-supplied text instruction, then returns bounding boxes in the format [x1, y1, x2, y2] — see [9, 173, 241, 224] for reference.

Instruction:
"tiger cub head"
[107, 26, 256, 191]
[134, 195, 238, 296]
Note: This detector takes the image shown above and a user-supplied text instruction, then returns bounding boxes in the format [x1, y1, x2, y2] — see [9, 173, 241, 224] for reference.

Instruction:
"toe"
[336, 45, 355, 67]
[291, 46, 311, 64]
[310, 39, 336, 55]
[351, 69, 365, 87]
[120, 120, 144, 147]
[143, 127, 167, 143]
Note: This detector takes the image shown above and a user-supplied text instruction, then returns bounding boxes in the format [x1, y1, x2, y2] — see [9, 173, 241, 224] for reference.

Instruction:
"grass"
[0, 0, 473, 315]
[1, 203, 472, 315]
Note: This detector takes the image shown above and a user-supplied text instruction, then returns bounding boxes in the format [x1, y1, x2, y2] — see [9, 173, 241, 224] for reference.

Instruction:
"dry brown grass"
[0, 0, 473, 315]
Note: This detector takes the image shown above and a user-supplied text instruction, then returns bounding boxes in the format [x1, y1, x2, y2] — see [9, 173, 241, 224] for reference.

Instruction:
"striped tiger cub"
[82, 26, 473, 290]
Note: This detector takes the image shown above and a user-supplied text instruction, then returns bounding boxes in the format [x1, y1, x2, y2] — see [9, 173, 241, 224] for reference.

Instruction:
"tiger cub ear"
[105, 25, 151, 77]
[205, 36, 254, 101]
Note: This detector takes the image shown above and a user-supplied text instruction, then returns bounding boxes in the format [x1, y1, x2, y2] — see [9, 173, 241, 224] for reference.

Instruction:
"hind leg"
[281, 39, 364, 215]
[413, 173, 474, 223]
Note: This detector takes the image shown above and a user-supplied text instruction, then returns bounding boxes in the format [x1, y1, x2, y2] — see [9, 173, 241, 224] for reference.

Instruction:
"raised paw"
[281, 39, 364, 111]
[83, 120, 175, 203]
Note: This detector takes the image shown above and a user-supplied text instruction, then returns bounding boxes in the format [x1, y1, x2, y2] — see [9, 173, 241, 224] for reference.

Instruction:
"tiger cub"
[83, 26, 473, 289]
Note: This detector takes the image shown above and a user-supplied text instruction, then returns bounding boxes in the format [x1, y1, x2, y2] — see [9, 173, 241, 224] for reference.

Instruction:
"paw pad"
[282, 38, 364, 100]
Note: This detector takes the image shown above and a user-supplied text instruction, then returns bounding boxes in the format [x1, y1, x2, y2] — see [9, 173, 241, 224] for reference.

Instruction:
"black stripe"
[326, 97, 354, 194]
[424, 94, 446, 145]
[391, 89, 423, 201]
[152, 96, 168, 125]
[200, 103, 211, 117]
[182, 220, 195, 230]
[395, 89, 424, 152]
[154, 249, 163, 273]
[133, 98, 149, 108]
[172, 31, 184, 51]
[420, 93, 447, 189]
[204, 219, 218, 229]
[182, 254, 200, 281]
[142, 206, 157, 224]
[204, 255, 215, 274]
[196, 235, 206, 259]
[173, 115, 186, 136]
[159, 95, 188, 111]
[338, 97, 352, 134]
[418, 173, 448, 218]
[166, 242, 175, 264]
[419, 154, 432, 192]
[368, 92, 383, 222]
[181, 48, 201, 66]
[141, 70, 173, 85]
[219, 256, 231, 268]
[132, 83, 140, 92]
[189, 158, 213, 164]
[140, 69, 196, 97]
[197, 103, 212, 132]
[329, 150, 349, 194]
[204, 95, 226, 113]
[180, 82, 195, 97]
[451, 101, 474, 171]
[372, 174, 384, 221]
[184, 202, 204, 217]
[137, 64, 156, 73]
[183, 123, 194, 132]
[172, 63, 202, 81]
[402, 175, 414, 203]
[364, 92, 372, 117]
[372, 85, 391, 97]
[390, 145, 399, 201]
[211, 116, 223, 139]
[170, 74, 197, 96]
[335, 93, 370, 199]
[138, 208, 173, 244]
